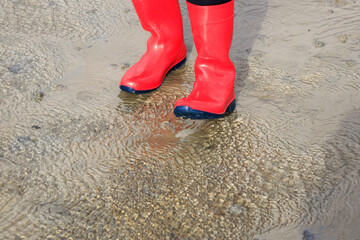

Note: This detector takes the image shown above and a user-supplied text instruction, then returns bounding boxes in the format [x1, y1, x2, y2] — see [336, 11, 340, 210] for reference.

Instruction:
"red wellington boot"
[174, 0, 236, 119]
[120, 0, 187, 94]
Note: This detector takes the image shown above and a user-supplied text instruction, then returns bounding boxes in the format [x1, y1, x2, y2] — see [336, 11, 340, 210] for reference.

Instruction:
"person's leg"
[120, 0, 187, 94]
[174, 0, 236, 119]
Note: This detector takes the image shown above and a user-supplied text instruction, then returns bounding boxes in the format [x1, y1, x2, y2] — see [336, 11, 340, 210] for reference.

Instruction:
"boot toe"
[174, 105, 223, 119]
[120, 74, 160, 94]
[174, 99, 236, 119]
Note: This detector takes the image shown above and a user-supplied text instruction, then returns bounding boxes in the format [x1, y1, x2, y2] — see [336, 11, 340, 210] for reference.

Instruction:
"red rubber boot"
[174, 0, 236, 119]
[120, 0, 187, 94]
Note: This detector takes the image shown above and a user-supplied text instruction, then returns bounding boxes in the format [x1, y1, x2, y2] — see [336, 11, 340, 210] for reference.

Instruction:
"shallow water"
[0, 0, 359, 239]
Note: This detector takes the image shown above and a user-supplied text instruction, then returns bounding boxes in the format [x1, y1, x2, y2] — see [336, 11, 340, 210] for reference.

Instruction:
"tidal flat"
[0, 0, 359, 239]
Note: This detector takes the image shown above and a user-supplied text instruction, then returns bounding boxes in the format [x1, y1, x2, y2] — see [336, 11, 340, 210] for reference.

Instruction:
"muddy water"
[0, 0, 359, 239]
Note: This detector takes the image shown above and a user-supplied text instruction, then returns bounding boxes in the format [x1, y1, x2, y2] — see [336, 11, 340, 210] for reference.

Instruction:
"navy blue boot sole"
[174, 99, 236, 119]
[120, 57, 187, 94]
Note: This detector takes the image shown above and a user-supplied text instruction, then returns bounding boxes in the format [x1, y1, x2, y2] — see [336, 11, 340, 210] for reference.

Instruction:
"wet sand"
[0, 0, 359, 239]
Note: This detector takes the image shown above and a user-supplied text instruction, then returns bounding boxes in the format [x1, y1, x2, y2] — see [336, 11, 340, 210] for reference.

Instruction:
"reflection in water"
[1, 0, 360, 239]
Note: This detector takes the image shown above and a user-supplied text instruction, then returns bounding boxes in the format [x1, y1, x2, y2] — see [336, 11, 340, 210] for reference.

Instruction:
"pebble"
[337, 35, 348, 43]
[227, 205, 247, 215]
[17, 136, 31, 142]
[122, 63, 130, 70]
[8, 64, 21, 74]
[314, 39, 325, 48]
[33, 91, 45, 102]
[50, 84, 67, 92]
[345, 60, 356, 67]
[303, 230, 316, 240]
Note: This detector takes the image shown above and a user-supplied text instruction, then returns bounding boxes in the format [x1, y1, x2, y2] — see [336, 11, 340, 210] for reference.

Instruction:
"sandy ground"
[0, 0, 360, 239]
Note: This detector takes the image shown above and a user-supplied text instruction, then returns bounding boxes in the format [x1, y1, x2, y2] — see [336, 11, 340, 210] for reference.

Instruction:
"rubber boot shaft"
[174, 0, 235, 118]
[120, 0, 187, 92]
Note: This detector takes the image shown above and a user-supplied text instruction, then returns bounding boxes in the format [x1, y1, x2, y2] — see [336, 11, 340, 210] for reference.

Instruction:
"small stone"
[121, 63, 130, 70]
[337, 35, 348, 43]
[302, 230, 316, 240]
[345, 60, 356, 67]
[18, 136, 31, 142]
[50, 84, 67, 91]
[34, 91, 45, 102]
[227, 205, 247, 215]
[32, 125, 41, 130]
[86, 9, 97, 14]
[314, 39, 325, 48]
[8, 64, 21, 74]
[328, 9, 334, 13]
